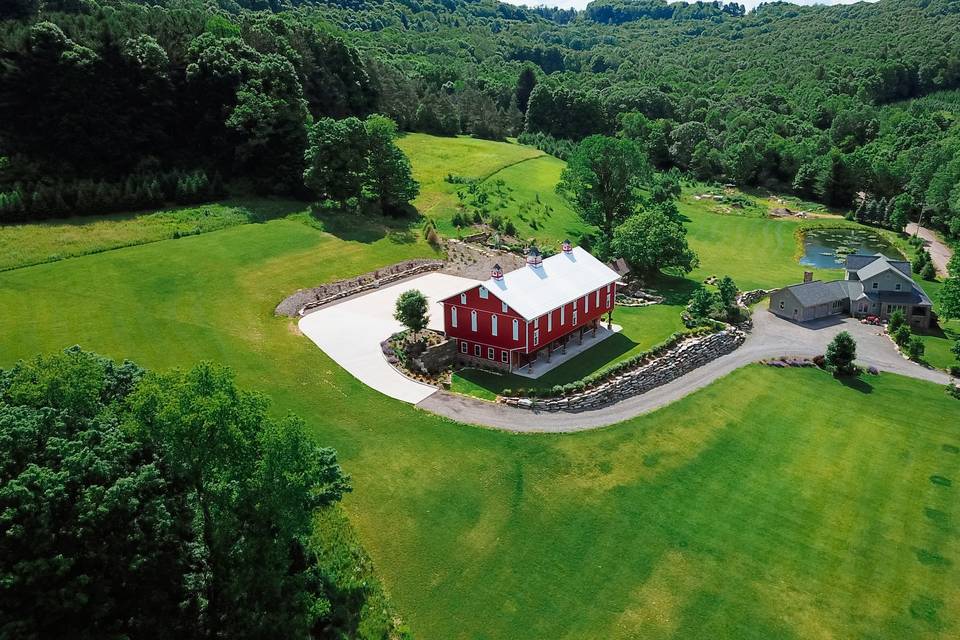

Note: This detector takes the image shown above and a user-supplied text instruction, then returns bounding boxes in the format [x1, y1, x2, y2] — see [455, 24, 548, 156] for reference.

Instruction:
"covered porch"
[511, 320, 623, 379]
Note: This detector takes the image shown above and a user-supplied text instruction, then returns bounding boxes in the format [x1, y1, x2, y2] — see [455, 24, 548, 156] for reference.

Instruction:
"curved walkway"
[907, 222, 954, 277]
[416, 309, 953, 433]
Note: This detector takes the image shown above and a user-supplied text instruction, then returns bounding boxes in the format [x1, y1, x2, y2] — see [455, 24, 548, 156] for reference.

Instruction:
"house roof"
[845, 253, 911, 279]
[783, 280, 857, 307]
[864, 286, 933, 306]
[447, 246, 620, 321]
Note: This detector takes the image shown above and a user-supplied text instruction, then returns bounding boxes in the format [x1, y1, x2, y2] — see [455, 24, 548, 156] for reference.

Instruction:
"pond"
[799, 227, 904, 269]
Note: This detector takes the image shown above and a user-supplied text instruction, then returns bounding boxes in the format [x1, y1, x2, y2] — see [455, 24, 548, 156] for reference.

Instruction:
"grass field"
[0, 201, 262, 272]
[398, 133, 590, 245]
[1, 212, 959, 639]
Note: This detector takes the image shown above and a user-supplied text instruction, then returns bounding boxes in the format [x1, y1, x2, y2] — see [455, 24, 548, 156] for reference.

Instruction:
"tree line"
[7, 0, 960, 238]
[0, 347, 414, 639]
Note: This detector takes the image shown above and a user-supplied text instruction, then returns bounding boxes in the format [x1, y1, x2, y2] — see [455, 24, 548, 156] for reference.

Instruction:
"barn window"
[533, 329, 540, 346]
[474, 345, 481, 357]
[595, 290, 600, 306]
[460, 293, 467, 304]
[547, 311, 552, 332]
[501, 301, 508, 313]
[573, 309, 578, 325]
[512, 319, 519, 340]
[488, 347, 495, 360]
[471, 310, 477, 332]
[460, 340, 468, 353]
[451, 307, 458, 328]
[479, 286, 488, 299]
[584, 295, 589, 312]
[534, 317, 539, 329]
[606, 293, 611, 308]
[501, 351, 508, 363]
[491, 314, 498, 336]
[560, 305, 565, 324]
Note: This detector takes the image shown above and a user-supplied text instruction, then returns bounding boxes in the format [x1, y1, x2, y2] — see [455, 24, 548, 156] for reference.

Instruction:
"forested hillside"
[3, 0, 960, 237]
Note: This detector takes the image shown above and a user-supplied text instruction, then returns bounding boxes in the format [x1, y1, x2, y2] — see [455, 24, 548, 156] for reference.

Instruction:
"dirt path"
[415, 308, 953, 433]
[907, 222, 954, 277]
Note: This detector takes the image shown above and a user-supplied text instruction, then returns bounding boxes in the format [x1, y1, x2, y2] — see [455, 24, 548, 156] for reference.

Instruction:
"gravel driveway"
[906, 222, 954, 277]
[299, 272, 478, 404]
[416, 308, 952, 433]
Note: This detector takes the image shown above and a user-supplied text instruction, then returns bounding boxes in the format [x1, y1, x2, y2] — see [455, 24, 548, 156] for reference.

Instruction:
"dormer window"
[479, 286, 488, 299]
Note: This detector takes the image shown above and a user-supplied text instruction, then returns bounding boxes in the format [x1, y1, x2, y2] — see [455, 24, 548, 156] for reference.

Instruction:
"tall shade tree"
[303, 116, 369, 209]
[515, 65, 537, 114]
[363, 114, 419, 214]
[610, 205, 699, 275]
[558, 135, 650, 255]
[939, 276, 960, 321]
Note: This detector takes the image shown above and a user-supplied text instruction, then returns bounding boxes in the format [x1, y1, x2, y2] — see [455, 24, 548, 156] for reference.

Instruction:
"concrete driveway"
[299, 272, 478, 403]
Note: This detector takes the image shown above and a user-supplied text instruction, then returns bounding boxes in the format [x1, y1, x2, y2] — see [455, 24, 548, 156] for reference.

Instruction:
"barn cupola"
[491, 263, 503, 280]
[526, 246, 543, 269]
[561, 239, 572, 254]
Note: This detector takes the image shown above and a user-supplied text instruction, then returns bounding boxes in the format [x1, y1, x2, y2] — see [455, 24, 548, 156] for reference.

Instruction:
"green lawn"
[2, 216, 959, 639]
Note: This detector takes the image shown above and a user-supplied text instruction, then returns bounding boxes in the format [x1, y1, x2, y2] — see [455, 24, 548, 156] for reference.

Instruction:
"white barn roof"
[478, 246, 620, 320]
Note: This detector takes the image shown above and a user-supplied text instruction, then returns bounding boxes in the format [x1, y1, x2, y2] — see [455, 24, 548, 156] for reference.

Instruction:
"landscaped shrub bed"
[382, 329, 451, 386]
[500, 324, 722, 400]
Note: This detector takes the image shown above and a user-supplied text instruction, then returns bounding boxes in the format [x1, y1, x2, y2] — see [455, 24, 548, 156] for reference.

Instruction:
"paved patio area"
[299, 272, 478, 403]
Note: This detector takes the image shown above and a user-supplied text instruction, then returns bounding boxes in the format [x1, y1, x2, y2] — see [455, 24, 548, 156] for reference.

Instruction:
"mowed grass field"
[2, 211, 960, 639]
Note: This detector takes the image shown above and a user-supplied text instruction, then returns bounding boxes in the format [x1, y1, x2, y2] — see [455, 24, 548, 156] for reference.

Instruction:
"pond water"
[799, 227, 904, 269]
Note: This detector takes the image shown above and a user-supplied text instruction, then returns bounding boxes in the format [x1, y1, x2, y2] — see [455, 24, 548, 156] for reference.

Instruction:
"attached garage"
[768, 281, 851, 323]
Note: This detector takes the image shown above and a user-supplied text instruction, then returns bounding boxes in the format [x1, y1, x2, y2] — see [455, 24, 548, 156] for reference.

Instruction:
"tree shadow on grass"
[308, 205, 422, 244]
[646, 272, 701, 306]
[838, 374, 874, 394]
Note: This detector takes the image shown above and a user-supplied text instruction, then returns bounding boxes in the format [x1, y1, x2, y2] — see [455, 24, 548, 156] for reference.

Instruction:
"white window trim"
[460, 293, 467, 304]
[460, 340, 468, 353]
[512, 319, 519, 341]
[547, 311, 552, 332]
[573, 309, 578, 325]
[606, 293, 611, 308]
[491, 314, 498, 336]
[501, 351, 508, 363]
[595, 290, 600, 306]
[479, 286, 488, 299]
[533, 329, 540, 346]
[488, 347, 495, 360]
[451, 306, 458, 328]
[584, 295, 589, 312]
[470, 310, 477, 332]
[534, 317, 539, 329]
[474, 344, 481, 357]
[501, 301, 508, 313]
[560, 305, 565, 325]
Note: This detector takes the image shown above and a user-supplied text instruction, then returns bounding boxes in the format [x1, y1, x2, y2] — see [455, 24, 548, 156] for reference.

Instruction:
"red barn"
[439, 241, 620, 373]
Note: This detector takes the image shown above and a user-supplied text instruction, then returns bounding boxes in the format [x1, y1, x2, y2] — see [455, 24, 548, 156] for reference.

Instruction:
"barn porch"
[511, 322, 623, 379]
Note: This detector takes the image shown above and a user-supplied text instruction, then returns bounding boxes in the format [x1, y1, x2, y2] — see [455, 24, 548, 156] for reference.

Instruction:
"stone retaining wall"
[500, 328, 745, 412]
[275, 259, 444, 317]
[737, 289, 769, 307]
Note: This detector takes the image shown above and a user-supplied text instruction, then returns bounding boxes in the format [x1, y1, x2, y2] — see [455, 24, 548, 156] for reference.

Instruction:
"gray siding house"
[769, 254, 933, 328]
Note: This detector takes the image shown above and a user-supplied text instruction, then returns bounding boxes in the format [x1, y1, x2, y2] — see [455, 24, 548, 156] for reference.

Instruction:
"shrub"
[921, 261, 937, 281]
[825, 331, 858, 376]
[504, 219, 517, 236]
[893, 324, 912, 347]
[887, 309, 906, 334]
[906, 335, 926, 360]
[947, 384, 960, 400]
